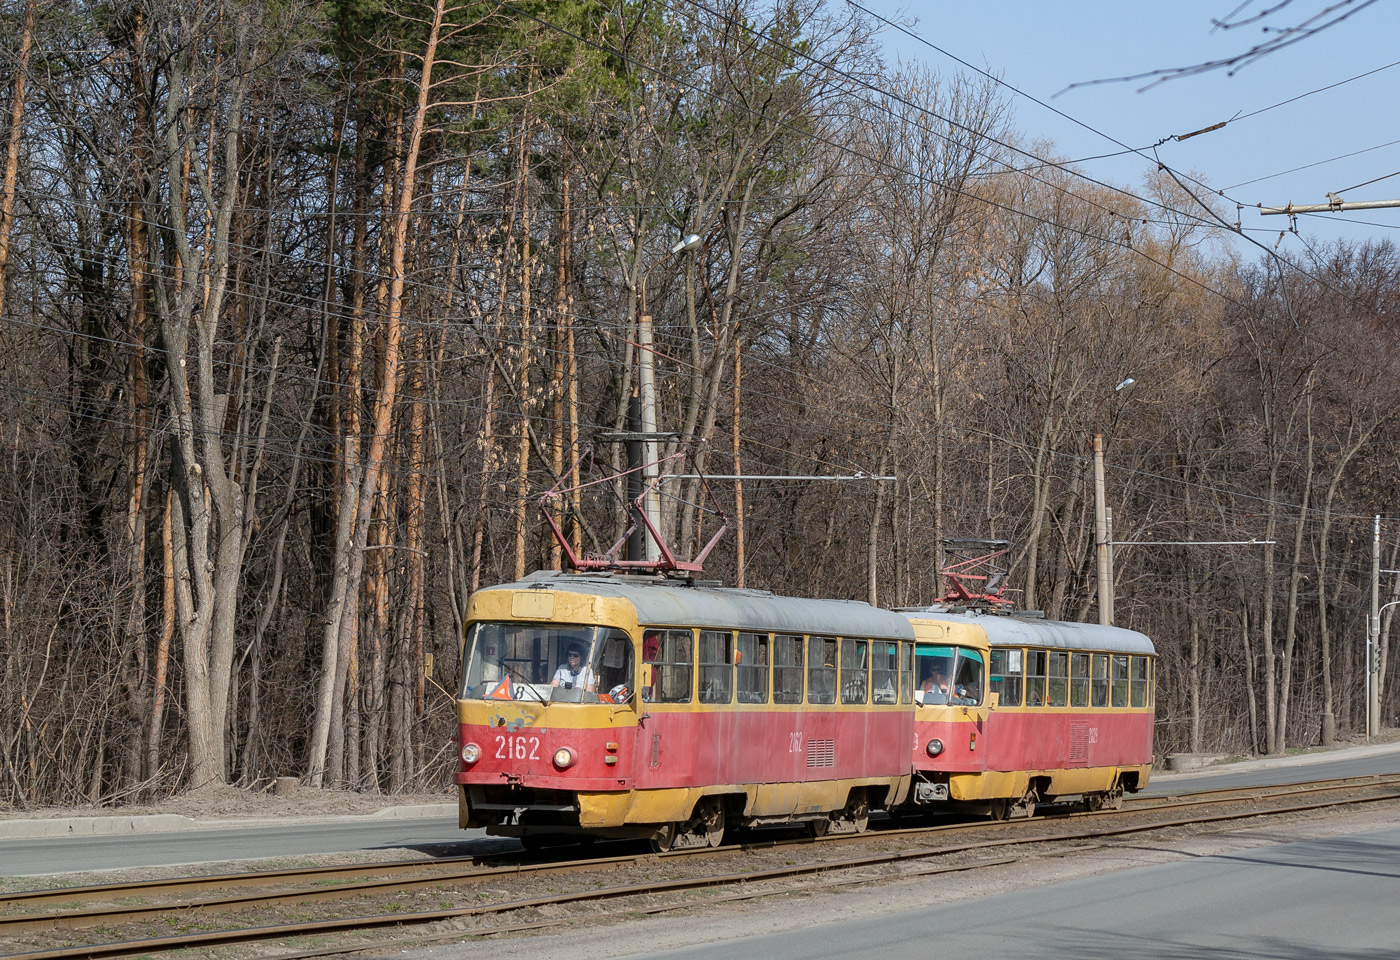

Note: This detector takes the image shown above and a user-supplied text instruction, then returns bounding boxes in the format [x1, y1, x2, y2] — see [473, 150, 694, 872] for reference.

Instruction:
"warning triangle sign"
[487, 678, 513, 700]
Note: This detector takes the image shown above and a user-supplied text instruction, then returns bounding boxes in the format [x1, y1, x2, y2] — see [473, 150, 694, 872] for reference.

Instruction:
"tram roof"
[489, 571, 916, 640]
[897, 606, 1156, 655]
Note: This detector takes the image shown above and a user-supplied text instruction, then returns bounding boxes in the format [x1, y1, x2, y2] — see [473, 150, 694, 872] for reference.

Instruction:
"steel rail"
[4, 778, 1399, 960]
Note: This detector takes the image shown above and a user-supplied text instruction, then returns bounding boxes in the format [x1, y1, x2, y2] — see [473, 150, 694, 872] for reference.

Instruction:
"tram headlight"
[925, 738, 945, 758]
[553, 746, 576, 769]
[461, 742, 481, 765]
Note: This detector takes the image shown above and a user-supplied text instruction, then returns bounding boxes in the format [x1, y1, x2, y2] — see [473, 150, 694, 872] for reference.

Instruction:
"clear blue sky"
[859, 0, 1400, 260]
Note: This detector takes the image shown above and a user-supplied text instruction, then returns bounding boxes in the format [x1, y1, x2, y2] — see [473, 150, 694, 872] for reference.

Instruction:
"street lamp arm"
[639, 233, 703, 318]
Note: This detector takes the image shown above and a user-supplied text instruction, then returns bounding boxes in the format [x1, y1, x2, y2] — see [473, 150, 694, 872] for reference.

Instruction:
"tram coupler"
[916, 782, 949, 802]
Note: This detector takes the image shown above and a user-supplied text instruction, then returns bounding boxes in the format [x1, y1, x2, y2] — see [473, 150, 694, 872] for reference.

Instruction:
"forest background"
[2, 0, 1398, 806]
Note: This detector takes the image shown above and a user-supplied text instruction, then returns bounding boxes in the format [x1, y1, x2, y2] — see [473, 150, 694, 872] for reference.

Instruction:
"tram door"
[637, 628, 698, 786]
[949, 646, 992, 771]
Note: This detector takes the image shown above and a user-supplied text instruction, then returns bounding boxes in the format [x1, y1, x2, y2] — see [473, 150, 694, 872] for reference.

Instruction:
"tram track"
[5, 773, 1399, 960]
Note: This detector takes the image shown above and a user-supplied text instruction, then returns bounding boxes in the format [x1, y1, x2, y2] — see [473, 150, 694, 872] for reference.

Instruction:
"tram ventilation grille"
[1069, 721, 1090, 764]
[806, 739, 835, 768]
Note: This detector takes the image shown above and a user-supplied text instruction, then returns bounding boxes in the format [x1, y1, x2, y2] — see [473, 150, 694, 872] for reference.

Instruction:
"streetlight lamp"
[636, 233, 703, 562]
[1093, 377, 1136, 626]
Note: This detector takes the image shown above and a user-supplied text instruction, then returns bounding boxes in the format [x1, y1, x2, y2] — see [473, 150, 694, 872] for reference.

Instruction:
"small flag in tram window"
[488, 678, 513, 700]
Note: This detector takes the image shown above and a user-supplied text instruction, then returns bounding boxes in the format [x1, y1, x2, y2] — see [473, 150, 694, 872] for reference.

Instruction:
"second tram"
[902, 607, 1155, 817]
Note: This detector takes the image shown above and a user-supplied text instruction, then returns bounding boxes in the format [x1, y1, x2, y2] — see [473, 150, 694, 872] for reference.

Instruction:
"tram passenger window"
[699, 630, 734, 704]
[1025, 650, 1046, 706]
[901, 641, 915, 704]
[989, 649, 1021, 706]
[1070, 653, 1090, 708]
[1091, 654, 1109, 707]
[1130, 656, 1150, 707]
[841, 639, 868, 704]
[737, 632, 770, 704]
[1047, 651, 1068, 707]
[644, 628, 693, 703]
[1111, 655, 1130, 707]
[773, 635, 804, 704]
[871, 642, 899, 704]
[808, 637, 837, 704]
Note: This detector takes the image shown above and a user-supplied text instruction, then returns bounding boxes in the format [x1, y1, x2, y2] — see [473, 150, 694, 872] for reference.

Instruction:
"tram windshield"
[460, 622, 634, 704]
[915, 644, 984, 706]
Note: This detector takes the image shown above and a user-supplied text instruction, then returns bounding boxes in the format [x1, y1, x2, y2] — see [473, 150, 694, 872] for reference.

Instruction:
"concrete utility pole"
[637, 233, 702, 561]
[1094, 433, 1111, 627]
[1091, 377, 1134, 626]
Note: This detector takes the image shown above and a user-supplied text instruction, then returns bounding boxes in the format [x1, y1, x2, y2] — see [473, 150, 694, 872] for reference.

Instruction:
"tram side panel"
[629, 701, 910, 820]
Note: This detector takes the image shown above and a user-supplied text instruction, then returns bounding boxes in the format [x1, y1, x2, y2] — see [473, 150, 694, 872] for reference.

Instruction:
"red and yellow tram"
[902, 608, 1155, 817]
[455, 571, 918, 849]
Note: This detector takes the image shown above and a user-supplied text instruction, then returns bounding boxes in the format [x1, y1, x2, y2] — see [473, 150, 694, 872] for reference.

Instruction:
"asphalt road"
[620, 824, 1400, 960]
[1142, 743, 1400, 795]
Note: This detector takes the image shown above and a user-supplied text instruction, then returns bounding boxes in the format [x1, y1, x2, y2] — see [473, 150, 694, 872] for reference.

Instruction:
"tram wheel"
[842, 792, 870, 834]
[808, 817, 830, 838]
[698, 797, 726, 848]
[650, 823, 678, 853]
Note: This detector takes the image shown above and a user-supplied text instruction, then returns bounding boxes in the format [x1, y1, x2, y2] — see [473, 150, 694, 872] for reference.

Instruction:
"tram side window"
[1091, 654, 1109, 707]
[773, 634, 804, 704]
[699, 630, 734, 704]
[643, 628, 693, 703]
[840, 639, 869, 704]
[1131, 656, 1150, 707]
[737, 632, 770, 704]
[1025, 650, 1047, 706]
[871, 641, 899, 704]
[900, 641, 915, 704]
[808, 636, 837, 704]
[989, 648, 1021, 706]
[1070, 652, 1090, 708]
[1111, 654, 1130, 707]
[1047, 651, 1068, 706]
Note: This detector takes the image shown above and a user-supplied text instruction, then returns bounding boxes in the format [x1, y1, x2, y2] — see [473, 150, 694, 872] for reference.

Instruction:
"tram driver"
[918, 667, 950, 705]
[552, 642, 597, 692]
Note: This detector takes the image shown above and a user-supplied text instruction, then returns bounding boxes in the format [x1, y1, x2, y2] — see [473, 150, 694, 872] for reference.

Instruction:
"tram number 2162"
[495, 735, 540, 760]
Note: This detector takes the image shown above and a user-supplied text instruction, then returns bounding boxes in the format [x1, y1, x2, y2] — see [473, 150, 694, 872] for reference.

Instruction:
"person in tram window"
[951, 659, 983, 706]
[950, 679, 980, 705]
[552, 642, 597, 692]
[919, 667, 950, 705]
